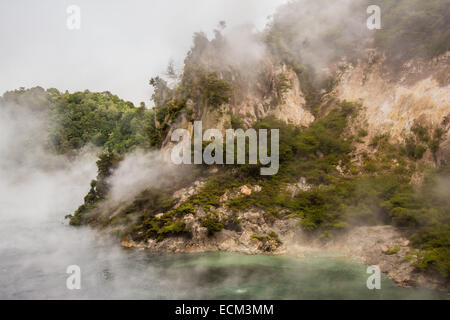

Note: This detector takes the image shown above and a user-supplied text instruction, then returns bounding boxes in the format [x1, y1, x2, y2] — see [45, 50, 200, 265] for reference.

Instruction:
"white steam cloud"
[106, 150, 181, 205]
[267, 0, 370, 75]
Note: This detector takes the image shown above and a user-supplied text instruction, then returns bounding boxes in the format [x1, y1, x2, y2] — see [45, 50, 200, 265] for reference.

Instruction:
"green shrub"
[364, 160, 378, 173]
[230, 114, 246, 129]
[175, 202, 195, 215]
[385, 246, 400, 255]
[201, 214, 224, 235]
[405, 138, 427, 160]
[250, 233, 266, 241]
[158, 221, 189, 235]
[411, 123, 430, 143]
[251, 232, 282, 244]
[414, 247, 450, 279]
[389, 207, 419, 227]
[358, 129, 368, 138]
[201, 73, 232, 107]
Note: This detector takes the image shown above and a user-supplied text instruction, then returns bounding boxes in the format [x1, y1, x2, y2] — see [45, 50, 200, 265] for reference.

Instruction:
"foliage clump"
[201, 213, 224, 235]
[0, 87, 151, 154]
[70, 151, 122, 226]
[201, 73, 232, 107]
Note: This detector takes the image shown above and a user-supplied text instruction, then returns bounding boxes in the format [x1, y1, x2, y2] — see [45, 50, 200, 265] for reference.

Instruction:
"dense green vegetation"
[398, 167, 450, 278]
[200, 73, 232, 107]
[201, 212, 224, 235]
[0, 87, 151, 154]
[70, 151, 123, 226]
[50, 90, 149, 154]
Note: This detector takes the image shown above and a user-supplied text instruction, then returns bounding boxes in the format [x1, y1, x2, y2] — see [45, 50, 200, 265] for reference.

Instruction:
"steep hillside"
[317, 50, 450, 167]
[54, 0, 450, 290]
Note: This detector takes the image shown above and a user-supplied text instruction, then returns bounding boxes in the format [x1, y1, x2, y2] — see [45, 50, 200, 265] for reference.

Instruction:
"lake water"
[0, 217, 447, 300]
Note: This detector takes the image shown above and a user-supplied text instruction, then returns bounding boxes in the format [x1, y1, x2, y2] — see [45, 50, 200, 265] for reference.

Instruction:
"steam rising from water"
[0, 103, 98, 223]
[0, 102, 98, 298]
[106, 150, 180, 205]
[0, 101, 203, 299]
[0, 0, 447, 299]
[0, 103, 445, 300]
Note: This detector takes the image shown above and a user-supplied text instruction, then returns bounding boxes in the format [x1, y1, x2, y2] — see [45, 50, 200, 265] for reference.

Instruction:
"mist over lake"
[0, 133, 445, 299]
[1, 0, 449, 301]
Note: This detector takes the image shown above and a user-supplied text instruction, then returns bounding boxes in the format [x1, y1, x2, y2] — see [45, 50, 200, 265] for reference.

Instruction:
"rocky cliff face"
[229, 61, 315, 128]
[74, 43, 450, 291]
[161, 60, 315, 153]
[146, 51, 450, 291]
[163, 49, 450, 155]
[326, 50, 450, 164]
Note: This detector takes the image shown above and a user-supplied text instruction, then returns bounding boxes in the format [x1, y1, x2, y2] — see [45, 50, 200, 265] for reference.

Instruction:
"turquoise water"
[135, 251, 448, 300]
[0, 219, 448, 299]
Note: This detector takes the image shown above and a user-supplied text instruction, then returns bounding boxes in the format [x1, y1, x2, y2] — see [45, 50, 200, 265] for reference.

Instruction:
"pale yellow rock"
[334, 54, 450, 142]
[252, 185, 262, 192]
[219, 193, 228, 202]
[240, 185, 252, 195]
[121, 237, 135, 248]
[219, 238, 237, 251]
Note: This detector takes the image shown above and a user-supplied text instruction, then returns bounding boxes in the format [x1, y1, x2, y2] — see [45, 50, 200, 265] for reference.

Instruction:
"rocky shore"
[120, 201, 446, 292]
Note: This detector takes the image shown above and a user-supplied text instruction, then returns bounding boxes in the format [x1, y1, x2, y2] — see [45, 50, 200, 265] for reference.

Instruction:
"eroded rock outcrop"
[161, 61, 315, 154]
[330, 51, 450, 144]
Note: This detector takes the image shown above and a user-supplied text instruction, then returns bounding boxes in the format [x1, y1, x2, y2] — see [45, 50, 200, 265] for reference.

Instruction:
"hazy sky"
[0, 0, 287, 105]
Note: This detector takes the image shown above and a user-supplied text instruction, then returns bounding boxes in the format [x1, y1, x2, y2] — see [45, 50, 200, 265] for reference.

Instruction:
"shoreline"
[119, 220, 448, 293]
